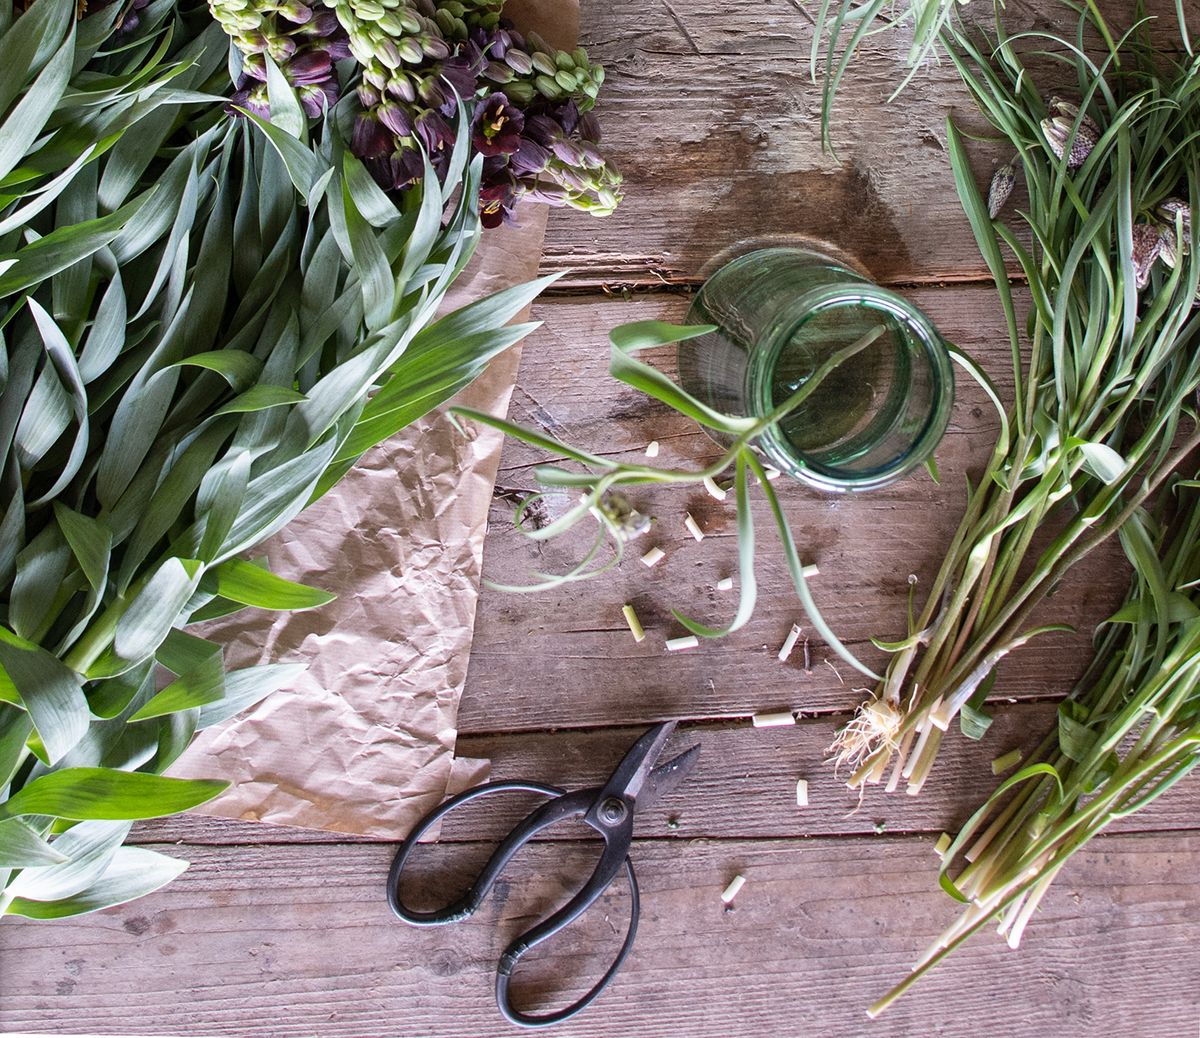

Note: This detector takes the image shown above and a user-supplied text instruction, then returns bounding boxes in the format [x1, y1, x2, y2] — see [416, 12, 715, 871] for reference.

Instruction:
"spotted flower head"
[988, 160, 1017, 219]
[1132, 222, 1166, 291]
[1041, 96, 1100, 169]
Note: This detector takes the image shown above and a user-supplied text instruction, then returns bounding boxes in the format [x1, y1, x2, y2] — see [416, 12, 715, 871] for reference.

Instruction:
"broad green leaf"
[1057, 700, 1097, 762]
[0, 191, 149, 297]
[239, 108, 320, 196]
[155, 629, 222, 676]
[0, 818, 68, 867]
[406, 273, 559, 357]
[6, 846, 188, 919]
[12, 349, 70, 469]
[24, 298, 89, 504]
[169, 349, 262, 390]
[1108, 593, 1200, 625]
[343, 151, 400, 227]
[208, 558, 335, 611]
[130, 652, 224, 721]
[0, 768, 227, 820]
[4, 820, 130, 901]
[113, 558, 204, 663]
[0, 704, 32, 786]
[76, 269, 127, 383]
[0, 144, 97, 237]
[1078, 441, 1127, 484]
[337, 173, 392, 331]
[195, 450, 253, 561]
[0, 0, 74, 115]
[212, 383, 307, 415]
[53, 504, 112, 593]
[197, 663, 305, 729]
[0, 26, 74, 184]
[327, 322, 536, 474]
[264, 52, 306, 140]
[0, 626, 88, 764]
[9, 524, 70, 641]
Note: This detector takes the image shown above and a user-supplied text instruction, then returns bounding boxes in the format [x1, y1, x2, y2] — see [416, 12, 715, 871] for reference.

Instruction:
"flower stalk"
[840, 2, 1200, 796]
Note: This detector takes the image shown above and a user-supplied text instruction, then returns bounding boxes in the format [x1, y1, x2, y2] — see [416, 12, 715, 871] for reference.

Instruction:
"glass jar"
[678, 246, 954, 492]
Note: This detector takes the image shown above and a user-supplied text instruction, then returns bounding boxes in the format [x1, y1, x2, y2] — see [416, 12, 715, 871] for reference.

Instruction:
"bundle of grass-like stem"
[869, 474, 1200, 1014]
[811, 0, 959, 149]
[836, 0, 1200, 795]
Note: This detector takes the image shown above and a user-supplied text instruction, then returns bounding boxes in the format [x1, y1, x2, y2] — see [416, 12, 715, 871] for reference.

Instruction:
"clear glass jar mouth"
[748, 283, 955, 493]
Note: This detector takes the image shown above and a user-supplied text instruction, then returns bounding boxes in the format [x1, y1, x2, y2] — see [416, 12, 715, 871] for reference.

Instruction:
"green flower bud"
[376, 38, 403, 68]
[554, 69, 577, 91]
[534, 73, 564, 99]
[397, 36, 425, 63]
[555, 50, 573, 70]
[353, 0, 385, 19]
[531, 52, 557, 76]
[504, 48, 533, 75]
[502, 80, 536, 106]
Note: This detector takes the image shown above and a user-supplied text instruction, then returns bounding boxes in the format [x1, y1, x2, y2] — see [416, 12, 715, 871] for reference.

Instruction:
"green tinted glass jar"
[678, 246, 954, 492]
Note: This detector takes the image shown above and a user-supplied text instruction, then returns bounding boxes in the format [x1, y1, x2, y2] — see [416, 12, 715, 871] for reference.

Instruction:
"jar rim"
[747, 283, 955, 492]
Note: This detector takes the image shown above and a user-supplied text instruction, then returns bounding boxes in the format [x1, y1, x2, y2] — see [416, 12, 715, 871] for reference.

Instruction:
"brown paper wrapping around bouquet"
[170, 0, 578, 838]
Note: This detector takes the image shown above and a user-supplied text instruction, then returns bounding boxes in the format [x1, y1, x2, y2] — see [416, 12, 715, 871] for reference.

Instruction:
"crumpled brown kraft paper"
[169, 0, 578, 838]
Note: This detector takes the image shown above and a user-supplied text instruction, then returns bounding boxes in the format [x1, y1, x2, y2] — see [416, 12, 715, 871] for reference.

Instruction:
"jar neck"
[746, 282, 954, 493]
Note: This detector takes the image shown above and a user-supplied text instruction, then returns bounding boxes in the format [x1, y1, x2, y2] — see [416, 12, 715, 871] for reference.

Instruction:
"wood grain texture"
[6, 4, 1200, 1036]
[134, 705, 1200, 846]
[538, 0, 1135, 290]
[461, 289, 1130, 732]
[3, 834, 1198, 1038]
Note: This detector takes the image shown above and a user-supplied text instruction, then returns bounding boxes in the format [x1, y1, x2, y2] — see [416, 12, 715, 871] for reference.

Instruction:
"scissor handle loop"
[496, 855, 639, 1028]
[387, 780, 565, 925]
[387, 779, 641, 1027]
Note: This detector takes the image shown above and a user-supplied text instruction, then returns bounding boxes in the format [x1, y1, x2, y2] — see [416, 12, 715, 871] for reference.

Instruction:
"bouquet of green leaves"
[870, 472, 1200, 1014]
[834, 1, 1200, 795]
[0, 0, 608, 919]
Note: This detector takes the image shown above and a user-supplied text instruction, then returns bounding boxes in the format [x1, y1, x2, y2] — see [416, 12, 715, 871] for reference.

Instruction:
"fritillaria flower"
[1131, 222, 1165, 291]
[1041, 96, 1100, 169]
[471, 93, 524, 156]
[988, 160, 1017, 219]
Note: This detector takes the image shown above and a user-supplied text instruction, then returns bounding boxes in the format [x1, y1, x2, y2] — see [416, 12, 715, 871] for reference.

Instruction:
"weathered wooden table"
[4, 2, 1199, 1035]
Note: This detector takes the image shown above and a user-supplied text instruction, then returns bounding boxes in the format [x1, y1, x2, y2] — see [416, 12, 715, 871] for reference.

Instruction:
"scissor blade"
[601, 721, 678, 804]
[639, 743, 701, 809]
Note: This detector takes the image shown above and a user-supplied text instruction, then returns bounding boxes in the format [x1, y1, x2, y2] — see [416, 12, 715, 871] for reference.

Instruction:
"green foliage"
[0, 0, 547, 918]
[810, 0, 958, 152]
[453, 321, 882, 680]
[844, 1, 1200, 794]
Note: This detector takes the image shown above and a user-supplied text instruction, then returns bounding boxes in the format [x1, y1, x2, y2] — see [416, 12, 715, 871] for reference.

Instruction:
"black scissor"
[386, 721, 700, 1028]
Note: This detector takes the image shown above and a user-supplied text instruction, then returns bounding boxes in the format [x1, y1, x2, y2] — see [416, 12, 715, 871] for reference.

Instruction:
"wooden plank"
[4, 833, 1198, 1037]
[461, 288, 1130, 732]
[540, 0, 1133, 289]
[134, 704, 1200, 846]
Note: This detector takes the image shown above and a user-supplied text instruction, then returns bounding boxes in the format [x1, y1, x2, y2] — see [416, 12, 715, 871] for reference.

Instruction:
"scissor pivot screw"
[598, 797, 628, 825]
